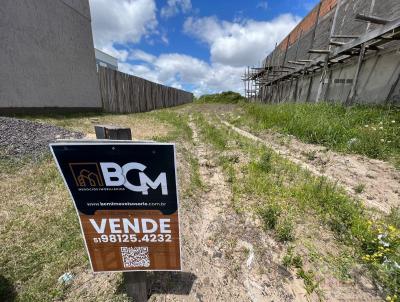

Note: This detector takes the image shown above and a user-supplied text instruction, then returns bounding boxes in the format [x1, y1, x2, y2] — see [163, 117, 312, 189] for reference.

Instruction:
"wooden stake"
[315, 0, 342, 103]
[94, 124, 148, 302]
[124, 271, 147, 301]
[347, 0, 377, 105]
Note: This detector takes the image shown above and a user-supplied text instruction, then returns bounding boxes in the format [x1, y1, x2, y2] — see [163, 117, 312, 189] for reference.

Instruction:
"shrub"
[257, 150, 273, 172]
[282, 247, 303, 268]
[276, 218, 295, 242]
[258, 203, 281, 230]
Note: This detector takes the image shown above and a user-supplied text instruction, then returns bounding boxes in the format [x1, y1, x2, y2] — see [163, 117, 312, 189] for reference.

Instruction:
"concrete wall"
[259, 0, 400, 105]
[0, 0, 101, 110]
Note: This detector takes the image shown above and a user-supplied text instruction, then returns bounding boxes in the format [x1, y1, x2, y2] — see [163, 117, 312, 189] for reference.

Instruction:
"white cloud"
[184, 14, 300, 67]
[130, 49, 156, 63]
[160, 0, 192, 18]
[119, 50, 244, 96]
[89, 0, 158, 51]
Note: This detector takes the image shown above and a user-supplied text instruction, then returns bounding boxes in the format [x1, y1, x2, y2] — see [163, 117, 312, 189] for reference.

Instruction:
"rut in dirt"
[173, 116, 300, 302]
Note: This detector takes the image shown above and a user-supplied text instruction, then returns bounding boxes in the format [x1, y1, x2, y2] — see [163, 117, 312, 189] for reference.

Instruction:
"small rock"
[213, 250, 223, 258]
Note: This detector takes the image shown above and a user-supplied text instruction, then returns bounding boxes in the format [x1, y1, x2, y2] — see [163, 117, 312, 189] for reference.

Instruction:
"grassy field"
[193, 112, 400, 300]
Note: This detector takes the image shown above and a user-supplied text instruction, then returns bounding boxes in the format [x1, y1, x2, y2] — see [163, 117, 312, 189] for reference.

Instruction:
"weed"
[387, 207, 400, 229]
[257, 150, 273, 172]
[258, 203, 281, 230]
[297, 268, 320, 294]
[151, 111, 193, 142]
[354, 183, 366, 194]
[180, 147, 203, 197]
[195, 115, 227, 150]
[192, 111, 399, 298]
[282, 247, 303, 268]
[276, 218, 295, 242]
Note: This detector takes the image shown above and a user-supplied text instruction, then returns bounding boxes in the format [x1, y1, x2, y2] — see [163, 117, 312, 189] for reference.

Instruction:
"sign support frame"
[95, 125, 147, 302]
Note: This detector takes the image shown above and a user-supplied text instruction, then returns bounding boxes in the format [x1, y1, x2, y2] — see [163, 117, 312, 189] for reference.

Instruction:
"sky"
[89, 0, 319, 96]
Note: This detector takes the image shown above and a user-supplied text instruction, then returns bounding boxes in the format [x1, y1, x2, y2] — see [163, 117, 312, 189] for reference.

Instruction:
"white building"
[95, 49, 118, 71]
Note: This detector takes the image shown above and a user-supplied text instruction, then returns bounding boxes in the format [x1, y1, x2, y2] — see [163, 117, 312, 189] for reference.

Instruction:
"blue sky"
[89, 0, 319, 95]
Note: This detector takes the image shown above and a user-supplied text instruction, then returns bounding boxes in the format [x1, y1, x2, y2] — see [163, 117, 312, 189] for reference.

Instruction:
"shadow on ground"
[0, 275, 17, 302]
[147, 271, 197, 296]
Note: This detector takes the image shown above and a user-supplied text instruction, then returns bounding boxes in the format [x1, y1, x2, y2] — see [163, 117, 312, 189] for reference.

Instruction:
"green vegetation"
[194, 113, 400, 299]
[297, 268, 320, 295]
[282, 246, 303, 269]
[194, 114, 227, 150]
[196, 92, 400, 166]
[197, 91, 246, 104]
[236, 102, 400, 167]
[150, 110, 193, 142]
[0, 159, 87, 301]
[354, 183, 366, 194]
[282, 247, 320, 295]
[258, 203, 281, 230]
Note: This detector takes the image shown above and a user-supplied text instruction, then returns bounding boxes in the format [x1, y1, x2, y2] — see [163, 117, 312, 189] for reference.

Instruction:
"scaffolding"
[243, 0, 400, 104]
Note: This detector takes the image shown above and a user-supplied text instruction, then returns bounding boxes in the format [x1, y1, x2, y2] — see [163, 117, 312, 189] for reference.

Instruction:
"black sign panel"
[50, 142, 178, 215]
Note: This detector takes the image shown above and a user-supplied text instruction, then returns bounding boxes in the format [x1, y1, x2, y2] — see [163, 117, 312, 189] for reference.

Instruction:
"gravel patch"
[0, 117, 83, 160]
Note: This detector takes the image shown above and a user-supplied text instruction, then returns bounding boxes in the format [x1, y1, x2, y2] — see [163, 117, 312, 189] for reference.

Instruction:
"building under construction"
[243, 0, 400, 105]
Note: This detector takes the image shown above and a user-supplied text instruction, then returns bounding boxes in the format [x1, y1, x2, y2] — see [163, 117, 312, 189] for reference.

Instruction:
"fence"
[98, 67, 193, 113]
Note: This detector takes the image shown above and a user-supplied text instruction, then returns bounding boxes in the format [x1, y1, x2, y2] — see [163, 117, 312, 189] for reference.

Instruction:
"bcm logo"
[70, 162, 168, 195]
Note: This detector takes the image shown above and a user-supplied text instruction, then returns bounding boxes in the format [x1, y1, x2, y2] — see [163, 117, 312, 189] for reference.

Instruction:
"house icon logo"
[69, 163, 104, 187]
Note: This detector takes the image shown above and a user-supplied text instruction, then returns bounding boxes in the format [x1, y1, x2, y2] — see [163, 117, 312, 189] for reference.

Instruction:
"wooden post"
[289, 30, 303, 102]
[315, 0, 342, 103]
[347, 0, 376, 105]
[94, 125, 132, 140]
[346, 44, 366, 104]
[124, 271, 147, 301]
[94, 124, 148, 302]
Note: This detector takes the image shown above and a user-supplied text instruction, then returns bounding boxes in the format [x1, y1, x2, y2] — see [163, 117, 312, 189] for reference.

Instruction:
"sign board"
[50, 142, 181, 272]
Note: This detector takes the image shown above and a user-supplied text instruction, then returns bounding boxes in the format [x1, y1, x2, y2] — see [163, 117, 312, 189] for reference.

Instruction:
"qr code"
[121, 247, 150, 268]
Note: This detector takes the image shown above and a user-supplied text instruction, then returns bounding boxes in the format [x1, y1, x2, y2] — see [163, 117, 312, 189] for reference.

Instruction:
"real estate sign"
[50, 142, 181, 272]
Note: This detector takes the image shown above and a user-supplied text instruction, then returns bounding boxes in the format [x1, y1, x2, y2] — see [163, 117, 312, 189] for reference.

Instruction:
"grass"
[0, 108, 201, 301]
[0, 157, 87, 301]
[149, 110, 193, 142]
[282, 246, 303, 269]
[282, 247, 321, 296]
[235, 102, 400, 168]
[193, 113, 400, 299]
[354, 183, 366, 194]
[297, 268, 320, 295]
[257, 203, 281, 230]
